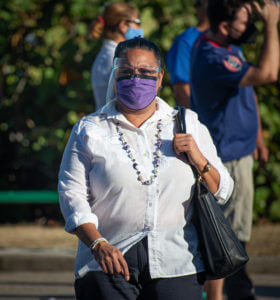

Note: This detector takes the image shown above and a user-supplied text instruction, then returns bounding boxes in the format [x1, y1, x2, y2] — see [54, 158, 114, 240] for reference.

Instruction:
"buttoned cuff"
[214, 167, 234, 205]
[65, 212, 99, 233]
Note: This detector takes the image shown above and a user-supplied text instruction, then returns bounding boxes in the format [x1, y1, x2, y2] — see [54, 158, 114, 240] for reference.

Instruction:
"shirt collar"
[97, 97, 176, 127]
[103, 39, 118, 49]
[202, 33, 231, 51]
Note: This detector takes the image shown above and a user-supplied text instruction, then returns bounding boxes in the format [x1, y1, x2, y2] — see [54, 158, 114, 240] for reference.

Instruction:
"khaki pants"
[222, 155, 254, 242]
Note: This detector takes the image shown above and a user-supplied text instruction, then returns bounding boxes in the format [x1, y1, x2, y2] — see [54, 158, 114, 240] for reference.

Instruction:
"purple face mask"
[116, 75, 157, 110]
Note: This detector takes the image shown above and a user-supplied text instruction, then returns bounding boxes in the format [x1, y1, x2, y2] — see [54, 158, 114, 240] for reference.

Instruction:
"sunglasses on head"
[126, 19, 141, 25]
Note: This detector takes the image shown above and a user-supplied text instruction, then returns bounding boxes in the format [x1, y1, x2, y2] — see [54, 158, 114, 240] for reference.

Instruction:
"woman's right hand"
[92, 241, 130, 281]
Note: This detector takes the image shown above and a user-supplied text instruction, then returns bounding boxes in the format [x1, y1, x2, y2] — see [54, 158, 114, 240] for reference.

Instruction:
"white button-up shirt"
[91, 39, 117, 110]
[58, 98, 234, 279]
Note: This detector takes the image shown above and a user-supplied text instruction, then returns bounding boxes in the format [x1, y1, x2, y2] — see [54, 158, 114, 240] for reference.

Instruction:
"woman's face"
[118, 48, 163, 91]
[122, 11, 144, 40]
[115, 48, 164, 111]
[126, 11, 141, 30]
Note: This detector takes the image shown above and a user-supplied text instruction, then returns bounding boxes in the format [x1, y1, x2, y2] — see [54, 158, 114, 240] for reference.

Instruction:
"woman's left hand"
[173, 132, 207, 172]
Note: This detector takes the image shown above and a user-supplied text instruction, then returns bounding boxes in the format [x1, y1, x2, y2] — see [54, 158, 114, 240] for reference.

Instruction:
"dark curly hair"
[207, 0, 247, 33]
[114, 37, 163, 69]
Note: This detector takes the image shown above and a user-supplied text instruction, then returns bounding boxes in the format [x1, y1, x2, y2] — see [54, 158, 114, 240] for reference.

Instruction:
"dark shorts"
[75, 238, 205, 300]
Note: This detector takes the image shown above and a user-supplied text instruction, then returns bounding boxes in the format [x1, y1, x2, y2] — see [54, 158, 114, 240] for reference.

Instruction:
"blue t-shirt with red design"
[190, 34, 258, 162]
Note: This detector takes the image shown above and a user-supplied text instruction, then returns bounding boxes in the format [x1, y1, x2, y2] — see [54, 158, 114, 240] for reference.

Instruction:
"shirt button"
[146, 226, 151, 231]
[143, 152, 149, 157]
[149, 202, 152, 207]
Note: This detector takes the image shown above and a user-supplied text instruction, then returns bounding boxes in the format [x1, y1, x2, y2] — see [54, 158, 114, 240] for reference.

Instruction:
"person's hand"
[253, 142, 269, 167]
[173, 132, 207, 171]
[92, 241, 130, 281]
[244, 3, 253, 16]
[253, 0, 280, 25]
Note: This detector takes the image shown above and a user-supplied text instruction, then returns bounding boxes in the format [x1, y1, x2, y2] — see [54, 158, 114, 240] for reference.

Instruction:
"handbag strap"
[175, 106, 200, 180]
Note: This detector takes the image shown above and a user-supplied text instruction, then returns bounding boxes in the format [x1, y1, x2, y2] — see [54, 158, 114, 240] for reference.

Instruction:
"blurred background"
[0, 0, 280, 224]
[0, 1, 280, 299]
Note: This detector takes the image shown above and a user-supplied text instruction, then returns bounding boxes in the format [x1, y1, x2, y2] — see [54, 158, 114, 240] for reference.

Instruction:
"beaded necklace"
[116, 119, 162, 185]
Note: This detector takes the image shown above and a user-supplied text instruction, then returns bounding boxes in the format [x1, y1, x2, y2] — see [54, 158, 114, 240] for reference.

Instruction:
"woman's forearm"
[196, 160, 220, 194]
[74, 223, 103, 247]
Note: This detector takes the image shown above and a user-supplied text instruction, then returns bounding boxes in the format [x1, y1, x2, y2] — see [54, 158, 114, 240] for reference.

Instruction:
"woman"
[91, 2, 144, 110]
[58, 37, 234, 300]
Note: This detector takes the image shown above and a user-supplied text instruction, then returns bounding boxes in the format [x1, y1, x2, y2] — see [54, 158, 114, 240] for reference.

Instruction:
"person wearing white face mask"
[90, 3, 144, 111]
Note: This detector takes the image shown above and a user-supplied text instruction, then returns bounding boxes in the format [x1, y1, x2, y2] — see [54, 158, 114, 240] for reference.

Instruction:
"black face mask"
[228, 22, 258, 46]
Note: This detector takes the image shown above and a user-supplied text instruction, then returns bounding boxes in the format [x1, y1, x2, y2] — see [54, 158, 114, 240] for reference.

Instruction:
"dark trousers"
[225, 242, 255, 300]
[75, 238, 205, 300]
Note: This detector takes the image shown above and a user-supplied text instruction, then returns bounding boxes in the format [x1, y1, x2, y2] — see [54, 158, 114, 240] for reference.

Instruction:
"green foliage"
[0, 0, 104, 189]
[242, 29, 280, 222]
[1, 0, 280, 221]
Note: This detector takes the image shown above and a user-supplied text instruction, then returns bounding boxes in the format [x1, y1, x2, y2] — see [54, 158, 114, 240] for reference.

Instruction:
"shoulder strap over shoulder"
[175, 105, 186, 134]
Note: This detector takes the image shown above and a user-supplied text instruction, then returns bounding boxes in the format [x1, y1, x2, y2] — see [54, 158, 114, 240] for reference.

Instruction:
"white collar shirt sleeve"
[58, 98, 234, 279]
[91, 40, 117, 110]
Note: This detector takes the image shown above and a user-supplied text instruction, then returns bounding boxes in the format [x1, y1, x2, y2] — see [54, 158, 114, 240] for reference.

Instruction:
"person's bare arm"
[74, 223, 130, 280]
[253, 92, 269, 165]
[173, 132, 220, 194]
[173, 83, 191, 108]
[240, 1, 279, 86]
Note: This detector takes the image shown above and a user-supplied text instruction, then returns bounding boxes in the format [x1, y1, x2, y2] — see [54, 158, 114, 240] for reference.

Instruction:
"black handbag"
[175, 106, 249, 280]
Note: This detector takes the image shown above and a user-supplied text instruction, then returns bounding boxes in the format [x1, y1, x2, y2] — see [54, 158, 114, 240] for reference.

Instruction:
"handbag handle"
[175, 106, 200, 180]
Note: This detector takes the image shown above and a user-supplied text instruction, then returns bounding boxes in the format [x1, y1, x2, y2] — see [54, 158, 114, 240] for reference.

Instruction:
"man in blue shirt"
[190, 0, 279, 299]
[166, 0, 209, 107]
